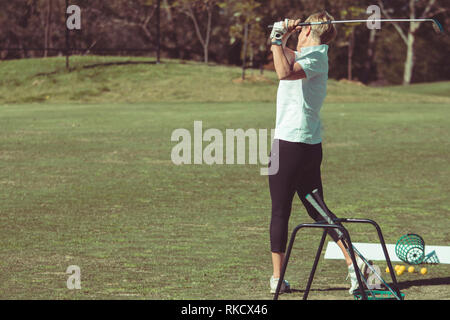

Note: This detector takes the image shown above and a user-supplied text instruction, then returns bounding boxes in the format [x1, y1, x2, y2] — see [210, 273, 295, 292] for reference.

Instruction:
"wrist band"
[271, 39, 282, 46]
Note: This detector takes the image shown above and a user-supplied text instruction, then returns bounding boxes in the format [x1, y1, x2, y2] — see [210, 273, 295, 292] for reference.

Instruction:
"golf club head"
[431, 18, 444, 34]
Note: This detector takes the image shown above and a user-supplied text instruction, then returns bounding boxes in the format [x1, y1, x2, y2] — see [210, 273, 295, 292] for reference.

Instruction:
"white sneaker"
[270, 276, 291, 294]
[348, 256, 367, 294]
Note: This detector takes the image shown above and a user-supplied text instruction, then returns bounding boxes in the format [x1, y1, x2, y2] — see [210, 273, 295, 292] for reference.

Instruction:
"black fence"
[0, 0, 162, 69]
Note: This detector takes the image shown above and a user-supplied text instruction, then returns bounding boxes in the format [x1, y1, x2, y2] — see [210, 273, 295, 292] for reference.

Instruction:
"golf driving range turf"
[0, 57, 449, 299]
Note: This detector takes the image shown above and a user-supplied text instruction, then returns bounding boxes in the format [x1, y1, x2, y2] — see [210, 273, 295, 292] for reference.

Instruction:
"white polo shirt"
[274, 44, 329, 144]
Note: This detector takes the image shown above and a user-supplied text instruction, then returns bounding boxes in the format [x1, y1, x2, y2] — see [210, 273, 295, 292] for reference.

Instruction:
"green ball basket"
[395, 234, 425, 265]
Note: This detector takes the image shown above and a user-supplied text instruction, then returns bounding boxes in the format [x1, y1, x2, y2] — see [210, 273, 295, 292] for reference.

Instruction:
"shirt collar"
[299, 44, 328, 56]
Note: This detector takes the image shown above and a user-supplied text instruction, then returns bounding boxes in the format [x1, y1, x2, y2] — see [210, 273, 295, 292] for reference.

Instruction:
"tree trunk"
[403, 32, 415, 85]
[185, 2, 212, 64]
[242, 22, 249, 80]
[347, 28, 355, 81]
[403, 0, 417, 85]
[44, 0, 52, 57]
[250, 44, 254, 68]
[0, 39, 9, 59]
[204, 46, 209, 64]
[156, 0, 161, 64]
[362, 28, 376, 84]
[163, 0, 172, 21]
[203, 4, 212, 64]
[65, 0, 70, 70]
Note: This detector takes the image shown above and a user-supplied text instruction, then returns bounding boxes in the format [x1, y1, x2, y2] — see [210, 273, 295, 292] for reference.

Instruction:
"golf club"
[268, 18, 444, 36]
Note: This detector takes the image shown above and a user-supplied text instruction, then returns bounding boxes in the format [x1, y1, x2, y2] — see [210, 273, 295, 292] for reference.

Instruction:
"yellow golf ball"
[394, 265, 401, 271]
[399, 265, 406, 272]
[396, 269, 404, 276]
[386, 267, 390, 273]
[420, 267, 427, 275]
[408, 266, 415, 273]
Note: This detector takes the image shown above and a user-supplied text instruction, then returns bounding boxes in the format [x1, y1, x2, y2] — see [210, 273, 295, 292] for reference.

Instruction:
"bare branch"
[409, 0, 420, 33]
[205, 2, 213, 48]
[426, 7, 447, 18]
[377, 0, 408, 44]
[421, 0, 437, 19]
[84, 40, 98, 55]
[184, 2, 206, 48]
[142, 6, 156, 29]
[410, 0, 439, 32]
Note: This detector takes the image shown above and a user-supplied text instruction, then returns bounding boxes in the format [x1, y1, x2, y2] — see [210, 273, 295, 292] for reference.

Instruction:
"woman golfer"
[268, 11, 364, 295]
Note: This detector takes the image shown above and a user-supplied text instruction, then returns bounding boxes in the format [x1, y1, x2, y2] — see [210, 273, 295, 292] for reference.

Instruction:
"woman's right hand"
[286, 19, 302, 33]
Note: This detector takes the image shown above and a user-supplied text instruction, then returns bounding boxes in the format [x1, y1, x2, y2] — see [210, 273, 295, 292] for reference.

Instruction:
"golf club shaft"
[268, 18, 442, 32]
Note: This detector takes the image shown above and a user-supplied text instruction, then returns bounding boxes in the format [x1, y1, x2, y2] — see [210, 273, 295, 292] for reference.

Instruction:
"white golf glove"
[270, 19, 290, 41]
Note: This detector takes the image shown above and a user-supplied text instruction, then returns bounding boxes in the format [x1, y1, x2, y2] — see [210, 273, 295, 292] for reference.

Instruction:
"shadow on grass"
[397, 277, 450, 290]
[81, 60, 158, 69]
[289, 277, 450, 296]
[290, 287, 347, 293]
[35, 60, 158, 77]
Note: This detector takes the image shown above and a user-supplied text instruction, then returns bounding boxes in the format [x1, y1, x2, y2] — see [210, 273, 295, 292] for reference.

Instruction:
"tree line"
[0, 0, 448, 85]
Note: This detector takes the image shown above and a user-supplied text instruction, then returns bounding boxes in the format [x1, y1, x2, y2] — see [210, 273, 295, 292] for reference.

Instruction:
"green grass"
[1, 56, 449, 105]
[384, 81, 450, 98]
[0, 57, 449, 300]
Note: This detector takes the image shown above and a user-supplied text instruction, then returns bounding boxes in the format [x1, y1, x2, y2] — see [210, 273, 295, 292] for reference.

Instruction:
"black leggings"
[269, 139, 342, 253]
